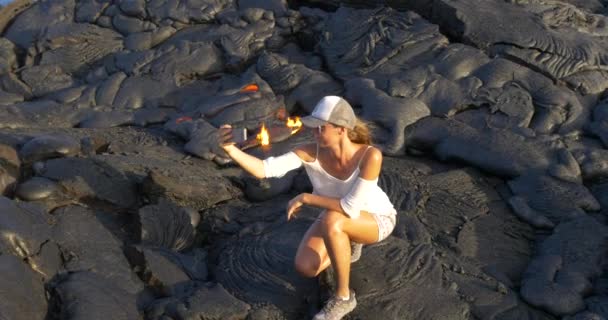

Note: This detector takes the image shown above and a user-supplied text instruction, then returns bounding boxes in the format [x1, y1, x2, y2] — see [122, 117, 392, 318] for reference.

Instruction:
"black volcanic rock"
[0, 0, 607, 318]
[52, 205, 144, 294]
[145, 282, 250, 320]
[0, 254, 47, 320]
[48, 271, 141, 320]
[19, 133, 80, 164]
[138, 199, 199, 251]
[0, 196, 62, 279]
[0, 143, 19, 195]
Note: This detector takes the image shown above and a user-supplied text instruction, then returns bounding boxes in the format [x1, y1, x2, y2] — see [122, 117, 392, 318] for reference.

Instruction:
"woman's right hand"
[216, 124, 265, 178]
[218, 124, 236, 150]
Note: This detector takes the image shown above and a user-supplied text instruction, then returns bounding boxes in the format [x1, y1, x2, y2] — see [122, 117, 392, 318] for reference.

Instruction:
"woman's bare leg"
[294, 210, 379, 296]
[320, 210, 379, 297]
[294, 219, 329, 278]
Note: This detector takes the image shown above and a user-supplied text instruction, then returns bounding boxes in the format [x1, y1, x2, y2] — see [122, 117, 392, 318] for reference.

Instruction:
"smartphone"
[231, 127, 247, 143]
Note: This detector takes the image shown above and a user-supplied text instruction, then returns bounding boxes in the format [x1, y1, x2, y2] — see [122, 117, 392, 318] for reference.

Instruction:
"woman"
[219, 96, 397, 320]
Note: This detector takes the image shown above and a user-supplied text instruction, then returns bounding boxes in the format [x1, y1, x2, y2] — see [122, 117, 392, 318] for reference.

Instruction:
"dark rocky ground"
[0, 0, 607, 319]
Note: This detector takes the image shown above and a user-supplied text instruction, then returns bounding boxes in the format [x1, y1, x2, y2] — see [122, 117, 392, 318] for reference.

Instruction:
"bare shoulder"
[362, 145, 383, 165]
[359, 145, 383, 179]
[293, 143, 316, 162]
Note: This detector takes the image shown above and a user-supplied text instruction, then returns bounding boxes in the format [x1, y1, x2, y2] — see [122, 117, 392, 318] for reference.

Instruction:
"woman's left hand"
[287, 193, 307, 221]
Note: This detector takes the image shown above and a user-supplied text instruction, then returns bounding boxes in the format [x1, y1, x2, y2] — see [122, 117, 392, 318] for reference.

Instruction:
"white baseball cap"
[301, 96, 357, 130]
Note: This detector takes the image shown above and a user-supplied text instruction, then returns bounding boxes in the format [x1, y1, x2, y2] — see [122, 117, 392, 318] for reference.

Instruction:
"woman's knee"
[319, 210, 345, 235]
[294, 254, 321, 278]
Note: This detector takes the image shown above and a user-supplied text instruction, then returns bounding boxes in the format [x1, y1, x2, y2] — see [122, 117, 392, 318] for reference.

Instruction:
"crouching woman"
[219, 96, 396, 320]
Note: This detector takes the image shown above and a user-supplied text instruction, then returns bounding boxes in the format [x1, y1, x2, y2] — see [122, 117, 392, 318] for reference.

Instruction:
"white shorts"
[372, 213, 396, 242]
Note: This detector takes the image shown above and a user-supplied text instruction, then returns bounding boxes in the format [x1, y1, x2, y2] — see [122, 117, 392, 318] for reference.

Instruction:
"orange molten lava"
[240, 84, 259, 93]
[257, 123, 270, 146]
[286, 116, 302, 134]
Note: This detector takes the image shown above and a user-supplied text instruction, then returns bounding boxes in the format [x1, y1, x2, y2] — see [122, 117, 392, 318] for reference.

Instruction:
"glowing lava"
[240, 84, 259, 93]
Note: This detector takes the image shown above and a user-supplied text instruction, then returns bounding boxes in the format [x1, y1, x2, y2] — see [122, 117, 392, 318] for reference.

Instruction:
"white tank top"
[302, 146, 396, 217]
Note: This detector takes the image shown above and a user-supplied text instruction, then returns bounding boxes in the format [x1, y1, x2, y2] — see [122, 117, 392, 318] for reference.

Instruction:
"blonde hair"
[347, 118, 372, 145]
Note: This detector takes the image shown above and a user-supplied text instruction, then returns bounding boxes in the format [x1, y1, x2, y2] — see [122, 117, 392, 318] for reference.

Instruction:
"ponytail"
[347, 118, 372, 145]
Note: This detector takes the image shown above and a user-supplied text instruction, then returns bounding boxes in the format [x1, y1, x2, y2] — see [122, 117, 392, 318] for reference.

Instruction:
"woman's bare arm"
[223, 144, 266, 179]
[220, 125, 316, 179]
